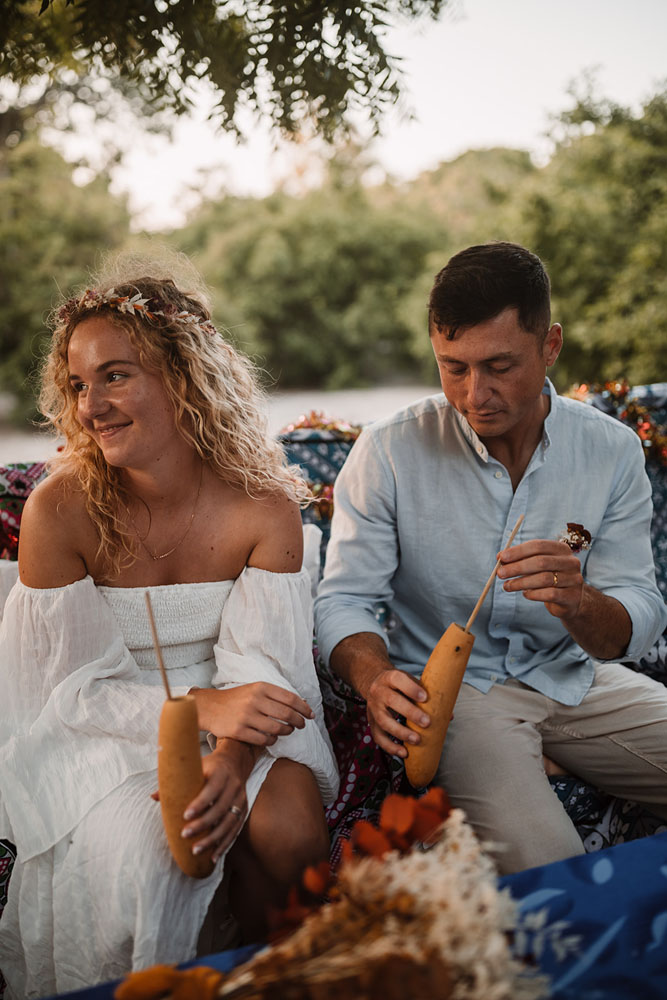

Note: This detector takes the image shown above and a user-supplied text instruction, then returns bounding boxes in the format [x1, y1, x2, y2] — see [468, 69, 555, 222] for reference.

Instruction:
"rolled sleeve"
[315, 430, 397, 664]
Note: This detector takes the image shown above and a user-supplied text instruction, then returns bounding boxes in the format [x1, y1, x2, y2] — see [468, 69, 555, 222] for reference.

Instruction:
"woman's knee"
[246, 759, 329, 878]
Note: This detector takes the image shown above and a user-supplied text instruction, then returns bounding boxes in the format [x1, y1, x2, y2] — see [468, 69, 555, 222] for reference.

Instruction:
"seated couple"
[1, 242, 666, 999]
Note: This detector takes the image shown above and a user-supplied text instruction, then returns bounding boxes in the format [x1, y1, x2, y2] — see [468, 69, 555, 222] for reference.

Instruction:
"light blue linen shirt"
[314, 380, 667, 707]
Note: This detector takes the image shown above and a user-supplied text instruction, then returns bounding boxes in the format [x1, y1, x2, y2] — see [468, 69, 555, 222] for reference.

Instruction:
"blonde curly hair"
[40, 248, 310, 577]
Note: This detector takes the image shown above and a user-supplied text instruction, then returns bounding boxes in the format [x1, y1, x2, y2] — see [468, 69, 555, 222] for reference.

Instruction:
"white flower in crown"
[113, 291, 152, 315]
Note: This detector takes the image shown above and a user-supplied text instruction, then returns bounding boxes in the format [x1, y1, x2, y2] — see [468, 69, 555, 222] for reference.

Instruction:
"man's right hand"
[329, 632, 430, 758]
[365, 666, 431, 757]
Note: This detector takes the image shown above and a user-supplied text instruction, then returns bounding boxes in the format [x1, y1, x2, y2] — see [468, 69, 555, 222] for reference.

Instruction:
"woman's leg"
[227, 758, 329, 942]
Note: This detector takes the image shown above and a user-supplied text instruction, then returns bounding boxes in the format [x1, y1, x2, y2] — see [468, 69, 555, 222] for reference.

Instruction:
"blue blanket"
[48, 832, 667, 1000]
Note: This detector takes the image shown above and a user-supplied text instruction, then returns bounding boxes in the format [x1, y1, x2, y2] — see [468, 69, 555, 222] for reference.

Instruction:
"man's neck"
[484, 393, 550, 490]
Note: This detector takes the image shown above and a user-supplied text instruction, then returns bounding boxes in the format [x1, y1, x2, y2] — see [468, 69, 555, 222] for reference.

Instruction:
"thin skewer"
[465, 514, 525, 633]
[144, 591, 173, 700]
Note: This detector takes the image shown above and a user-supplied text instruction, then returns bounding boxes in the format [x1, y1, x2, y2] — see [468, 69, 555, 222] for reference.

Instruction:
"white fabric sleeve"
[0, 576, 189, 861]
[211, 566, 339, 804]
[0, 560, 19, 623]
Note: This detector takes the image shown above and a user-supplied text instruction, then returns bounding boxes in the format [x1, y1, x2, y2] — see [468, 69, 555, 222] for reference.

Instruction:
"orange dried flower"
[113, 965, 223, 1000]
[114, 965, 176, 999]
[170, 966, 223, 1000]
[302, 859, 332, 897]
[349, 819, 394, 858]
[379, 793, 417, 836]
[267, 885, 318, 942]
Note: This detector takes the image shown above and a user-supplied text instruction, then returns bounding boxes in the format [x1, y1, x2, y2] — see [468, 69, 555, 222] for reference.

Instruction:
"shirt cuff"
[315, 603, 390, 666]
[603, 586, 667, 663]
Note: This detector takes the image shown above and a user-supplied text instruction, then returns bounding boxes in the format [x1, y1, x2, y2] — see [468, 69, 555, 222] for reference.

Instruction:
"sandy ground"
[0, 385, 437, 465]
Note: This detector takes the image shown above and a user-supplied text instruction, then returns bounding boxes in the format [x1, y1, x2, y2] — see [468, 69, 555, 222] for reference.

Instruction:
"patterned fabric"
[316, 654, 418, 868]
[500, 829, 667, 998]
[0, 462, 48, 559]
[549, 776, 667, 851]
[0, 840, 16, 999]
[575, 383, 667, 595]
[647, 460, 667, 600]
[279, 422, 361, 572]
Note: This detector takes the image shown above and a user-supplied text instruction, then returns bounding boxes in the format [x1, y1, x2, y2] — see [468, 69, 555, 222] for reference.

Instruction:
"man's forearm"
[562, 585, 632, 661]
[329, 632, 395, 700]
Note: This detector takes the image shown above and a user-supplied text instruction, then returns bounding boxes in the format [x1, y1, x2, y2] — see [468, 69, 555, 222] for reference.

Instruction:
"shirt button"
[490, 673, 497, 681]
[494, 470, 503, 479]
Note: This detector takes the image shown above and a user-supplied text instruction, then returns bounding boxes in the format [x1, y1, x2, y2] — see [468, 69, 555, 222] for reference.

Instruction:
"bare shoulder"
[18, 473, 91, 588]
[245, 491, 305, 574]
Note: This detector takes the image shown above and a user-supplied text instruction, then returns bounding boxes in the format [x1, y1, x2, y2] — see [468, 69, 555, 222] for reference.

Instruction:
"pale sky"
[92, 0, 667, 230]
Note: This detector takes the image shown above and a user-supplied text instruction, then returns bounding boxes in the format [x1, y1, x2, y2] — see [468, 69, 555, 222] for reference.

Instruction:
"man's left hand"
[497, 539, 584, 620]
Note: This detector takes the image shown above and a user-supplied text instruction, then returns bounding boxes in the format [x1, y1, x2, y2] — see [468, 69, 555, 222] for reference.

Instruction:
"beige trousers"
[437, 662, 667, 875]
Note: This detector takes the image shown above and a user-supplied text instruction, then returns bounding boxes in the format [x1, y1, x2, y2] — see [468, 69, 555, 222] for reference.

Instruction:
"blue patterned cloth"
[45, 834, 667, 999]
[501, 830, 667, 998]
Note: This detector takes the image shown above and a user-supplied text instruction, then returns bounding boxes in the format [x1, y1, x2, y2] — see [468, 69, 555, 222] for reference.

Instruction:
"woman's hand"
[191, 683, 314, 745]
[179, 740, 253, 864]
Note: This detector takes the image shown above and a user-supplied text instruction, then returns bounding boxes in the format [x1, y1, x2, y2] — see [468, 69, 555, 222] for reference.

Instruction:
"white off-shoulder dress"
[0, 561, 338, 999]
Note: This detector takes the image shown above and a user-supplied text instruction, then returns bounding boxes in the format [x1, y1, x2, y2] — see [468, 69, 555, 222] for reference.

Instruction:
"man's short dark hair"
[428, 242, 552, 340]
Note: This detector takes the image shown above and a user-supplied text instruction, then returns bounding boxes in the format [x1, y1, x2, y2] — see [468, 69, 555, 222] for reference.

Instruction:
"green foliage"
[389, 147, 538, 371]
[376, 147, 536, 245]
[179, 178, 447, 388]
[515, 88, 667, 387]
[3, 1, 449, 139]
[0, 138, 130, 421]
[1, 82, 666, 424]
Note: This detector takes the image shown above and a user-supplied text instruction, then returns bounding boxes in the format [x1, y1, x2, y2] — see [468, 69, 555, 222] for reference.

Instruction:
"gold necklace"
[126, 461, 203, 561]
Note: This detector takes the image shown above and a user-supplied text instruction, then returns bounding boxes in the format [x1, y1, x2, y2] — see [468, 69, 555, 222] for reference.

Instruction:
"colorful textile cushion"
[0, 840, 16, 997]
[576, 381, 667, 599]
[0, 462, 48, 560]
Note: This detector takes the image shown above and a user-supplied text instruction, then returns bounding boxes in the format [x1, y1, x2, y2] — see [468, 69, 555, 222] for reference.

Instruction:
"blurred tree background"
[1, 2, 666, 423]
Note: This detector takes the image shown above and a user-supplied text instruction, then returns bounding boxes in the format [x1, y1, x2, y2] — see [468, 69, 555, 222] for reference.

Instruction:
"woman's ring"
[552, 572, 559, 587]
[229, 804, 242, 817]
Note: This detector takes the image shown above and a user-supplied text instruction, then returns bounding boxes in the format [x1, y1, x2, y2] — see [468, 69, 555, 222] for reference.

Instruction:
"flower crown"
[56, 287, 218, 336]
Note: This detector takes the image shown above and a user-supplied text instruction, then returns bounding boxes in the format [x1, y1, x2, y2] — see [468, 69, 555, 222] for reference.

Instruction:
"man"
[314, 241, 667, 874]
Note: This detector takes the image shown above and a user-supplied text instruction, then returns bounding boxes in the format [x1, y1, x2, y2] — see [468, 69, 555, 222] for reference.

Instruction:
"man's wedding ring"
[552, 572, 559, 587]
[229, 804, 242, 817]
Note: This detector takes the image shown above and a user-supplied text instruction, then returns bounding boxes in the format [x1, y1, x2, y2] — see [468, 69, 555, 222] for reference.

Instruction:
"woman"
[0, 251, 338, 998]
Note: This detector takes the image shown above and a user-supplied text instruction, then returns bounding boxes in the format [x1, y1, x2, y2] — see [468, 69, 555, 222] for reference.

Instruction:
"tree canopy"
[1, 81, 666, 423]
[179, 176, 446, 389]
[2, 1, 448, 139]
[0, 139, 130, 421]
[515, 87, 667, 386]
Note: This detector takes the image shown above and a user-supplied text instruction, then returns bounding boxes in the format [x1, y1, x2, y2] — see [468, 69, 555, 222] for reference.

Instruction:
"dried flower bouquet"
[116, 789, 551, 1000]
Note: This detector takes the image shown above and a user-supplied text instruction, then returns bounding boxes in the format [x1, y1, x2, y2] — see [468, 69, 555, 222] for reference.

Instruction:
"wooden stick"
[465, 514, 525, 633]
[144, 591, 173, 700]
